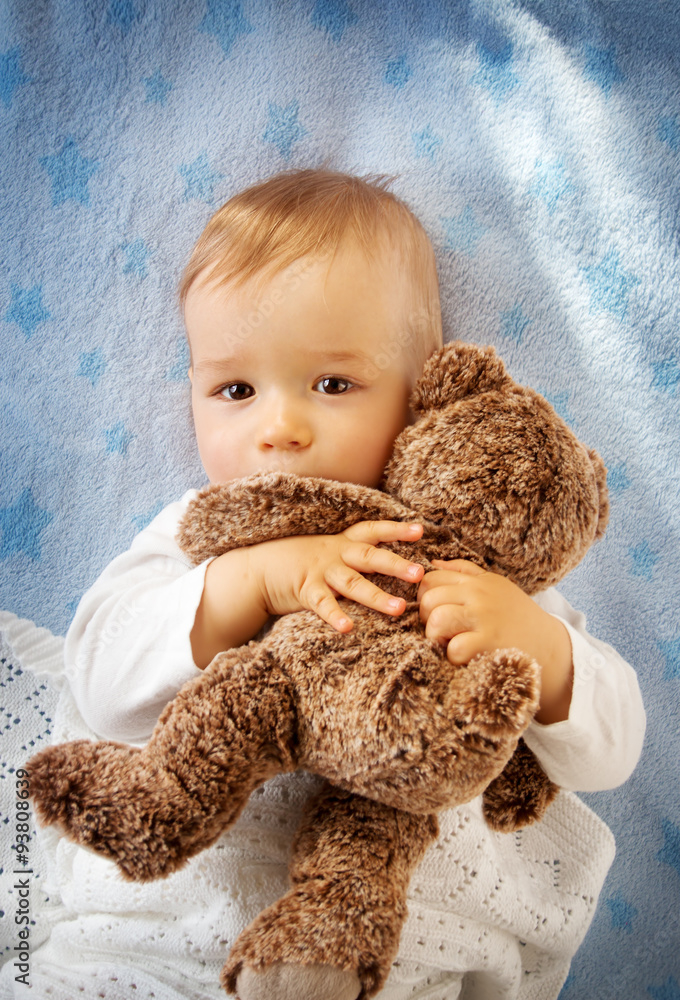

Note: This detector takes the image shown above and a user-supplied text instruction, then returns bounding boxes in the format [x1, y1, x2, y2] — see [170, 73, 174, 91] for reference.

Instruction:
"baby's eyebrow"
[304, 348, 375, 365]
[193, 348, 375, 377]
[192, 358, 238, 378]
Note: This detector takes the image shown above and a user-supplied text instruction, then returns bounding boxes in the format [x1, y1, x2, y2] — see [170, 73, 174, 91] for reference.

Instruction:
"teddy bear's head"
[382, 342, 609, 594]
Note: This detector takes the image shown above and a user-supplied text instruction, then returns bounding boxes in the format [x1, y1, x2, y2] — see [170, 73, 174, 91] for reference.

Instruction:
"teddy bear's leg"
[222, 783, 438, 1000]
[27, 646, 297, 882]
[482, 738, 560, 832]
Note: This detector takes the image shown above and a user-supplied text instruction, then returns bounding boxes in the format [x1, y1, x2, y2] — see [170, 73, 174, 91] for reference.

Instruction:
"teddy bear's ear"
[410, 341, 511, 414]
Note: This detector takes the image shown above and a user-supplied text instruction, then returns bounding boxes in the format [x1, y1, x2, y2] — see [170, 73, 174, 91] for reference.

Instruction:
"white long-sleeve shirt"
[15, 490, 645, 1000]
[64, 489, 646, 792]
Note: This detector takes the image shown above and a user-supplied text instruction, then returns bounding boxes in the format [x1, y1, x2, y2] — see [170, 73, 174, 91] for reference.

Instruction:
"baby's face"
[186, 241, 414, 487]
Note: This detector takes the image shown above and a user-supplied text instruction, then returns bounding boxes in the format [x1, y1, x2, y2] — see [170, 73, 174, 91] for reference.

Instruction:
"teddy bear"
[27, 340, 608, 1000]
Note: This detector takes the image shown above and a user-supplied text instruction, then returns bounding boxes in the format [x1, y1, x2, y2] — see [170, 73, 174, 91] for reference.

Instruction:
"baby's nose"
[258, 404, 312, 451]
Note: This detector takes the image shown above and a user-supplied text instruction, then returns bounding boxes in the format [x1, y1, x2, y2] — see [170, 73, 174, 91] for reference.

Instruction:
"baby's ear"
[411, 341, 511, 414]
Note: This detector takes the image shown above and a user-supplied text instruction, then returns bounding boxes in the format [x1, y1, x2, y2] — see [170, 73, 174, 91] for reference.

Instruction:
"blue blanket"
[1, 1, 678, 995]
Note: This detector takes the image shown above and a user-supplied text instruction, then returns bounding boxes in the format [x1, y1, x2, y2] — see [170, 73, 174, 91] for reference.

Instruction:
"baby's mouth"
[255, 461, 311, 479]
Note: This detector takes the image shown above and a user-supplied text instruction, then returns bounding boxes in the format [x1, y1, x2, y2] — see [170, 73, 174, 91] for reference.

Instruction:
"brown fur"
[27, 341, 607, 999]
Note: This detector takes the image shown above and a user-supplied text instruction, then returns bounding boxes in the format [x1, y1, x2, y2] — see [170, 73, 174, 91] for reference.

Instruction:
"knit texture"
[1, 616, 614, 1000]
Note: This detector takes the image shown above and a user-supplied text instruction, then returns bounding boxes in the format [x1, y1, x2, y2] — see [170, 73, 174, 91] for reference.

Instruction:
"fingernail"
[407, 564, 421, 577]
[388, 598, 403, 611]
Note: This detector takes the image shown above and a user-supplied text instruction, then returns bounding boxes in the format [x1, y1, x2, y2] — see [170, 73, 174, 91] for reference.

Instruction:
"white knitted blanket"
[0, 614, 614, 1000]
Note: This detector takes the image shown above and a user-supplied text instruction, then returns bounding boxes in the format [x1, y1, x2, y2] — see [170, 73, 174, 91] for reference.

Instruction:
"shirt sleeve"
[522, 588, 646, 792]
[64, 492, 208, 744]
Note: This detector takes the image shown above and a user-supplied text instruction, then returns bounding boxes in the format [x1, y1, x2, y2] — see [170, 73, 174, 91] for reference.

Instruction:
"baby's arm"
[418, 559, 646, 790]
[65, 493, 213, 743]
[191, 520, 425, 668]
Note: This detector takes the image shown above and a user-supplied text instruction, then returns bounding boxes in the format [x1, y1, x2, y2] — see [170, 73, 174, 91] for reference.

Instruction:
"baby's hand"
[417, 559, 543, 662]
[417, 559, 573, 724]
[250, 520, 425, 633]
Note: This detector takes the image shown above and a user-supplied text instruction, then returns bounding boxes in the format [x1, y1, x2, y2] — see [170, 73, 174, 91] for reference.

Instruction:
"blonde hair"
[179, 168, 443, 374]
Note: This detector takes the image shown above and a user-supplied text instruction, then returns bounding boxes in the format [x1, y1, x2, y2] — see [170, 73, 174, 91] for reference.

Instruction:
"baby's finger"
[445, 632, 487, 666]
[344, 520, 424, 544]
[326, 565, 408, 618]
[345, 540, 424, 584]
[430, 558, 485, 575]
[304, 584, 355, 633]
[418, 583, 466, 621]
[422, 602, 470, 647]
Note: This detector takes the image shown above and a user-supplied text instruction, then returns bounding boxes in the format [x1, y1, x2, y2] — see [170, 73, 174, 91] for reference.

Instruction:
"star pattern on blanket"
[385, 55, 412, 89]
[658, 638, 680, 681]
[607, 463, 631, 495]
[413, 126, 442, 161]
[122, 238, 152, 278]
[199, 0, 254, 57]
[0, 45, 31, 107]
[500, 303, 531, 343]
[583, 44, 624, 96]
[651, 359, 680, 395]
[441, 207, 487, 257]
[104, 421, 134, 456]
[108, 0, 139, 34]
[471, 41, 519, 102]
[531, 159, 573, 214]
[648, 977, 680, 1000]
[4, 284, 51, 339]
[311, 0, 358, 43]
[166, 336, 190, 382]
[131, 502, 164, 533]
[40, 137, 100, 207]
[77, 348, 108, 387]
[581, 250, 639, 320]
[144, 69, 172, 105]
[0, 489, 54, 561]
[606, 893, 638, 932]
[263, 101, 307, 160]
[658, 116, 680, 154]
[628, 541, 658, 581]
[178, 152, 224, 203]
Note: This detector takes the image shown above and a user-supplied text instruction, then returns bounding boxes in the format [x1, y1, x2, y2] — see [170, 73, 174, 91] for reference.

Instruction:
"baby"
[27, 169, 645, 1000]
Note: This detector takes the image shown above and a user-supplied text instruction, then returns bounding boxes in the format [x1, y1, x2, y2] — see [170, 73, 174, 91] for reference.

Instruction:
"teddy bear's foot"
[221, 785, 438, 999]
[221, 889, 380, 1000]
[27, 739, 212, 881]
[235, 962, 361, 1000]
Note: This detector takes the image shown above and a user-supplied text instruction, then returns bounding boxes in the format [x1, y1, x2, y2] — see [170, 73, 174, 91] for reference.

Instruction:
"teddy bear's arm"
[178, 473, 423, 566]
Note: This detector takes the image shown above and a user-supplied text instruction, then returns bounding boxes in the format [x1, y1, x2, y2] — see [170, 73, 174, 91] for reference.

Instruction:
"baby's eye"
[314, 377, 353, 395]
[219, 382, 254, 401]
